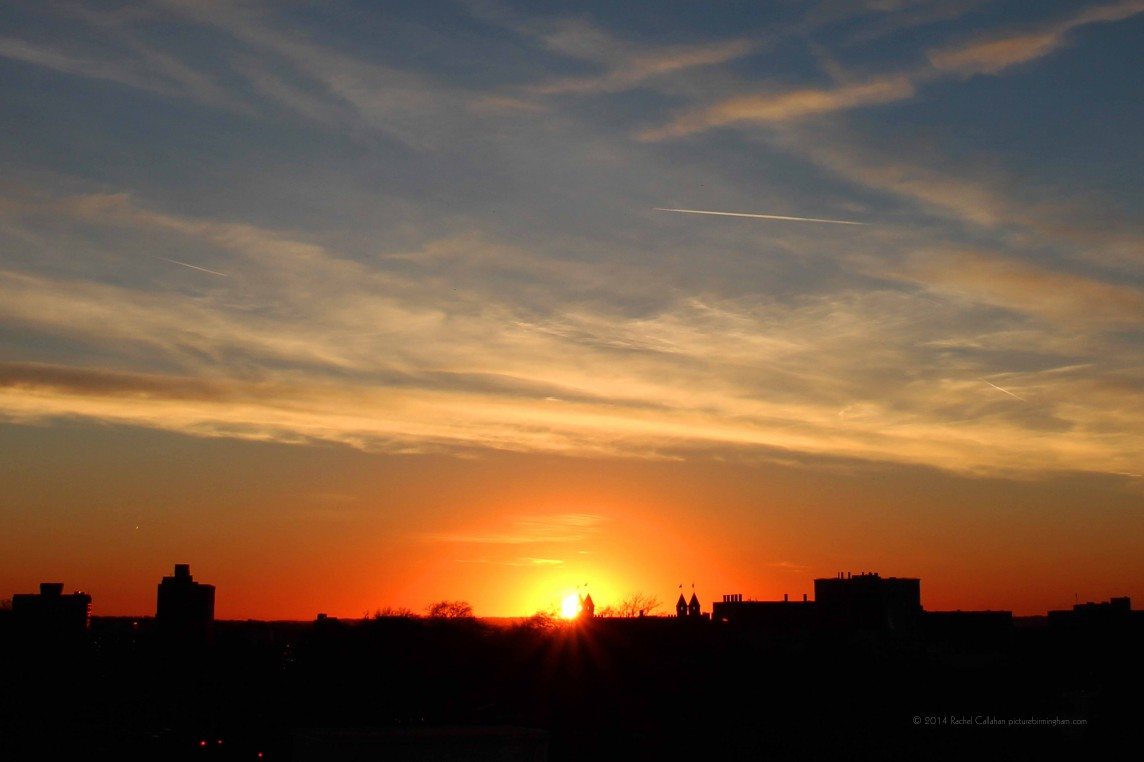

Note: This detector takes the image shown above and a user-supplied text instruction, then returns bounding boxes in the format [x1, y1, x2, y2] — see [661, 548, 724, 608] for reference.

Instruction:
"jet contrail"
[654, 207, 868, 226]
[154, 256, 228, 277]
[981, 379, 1026, 401]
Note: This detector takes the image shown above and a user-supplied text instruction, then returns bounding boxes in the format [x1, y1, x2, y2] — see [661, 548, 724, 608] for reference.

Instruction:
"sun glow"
[560, 594, 582, 619]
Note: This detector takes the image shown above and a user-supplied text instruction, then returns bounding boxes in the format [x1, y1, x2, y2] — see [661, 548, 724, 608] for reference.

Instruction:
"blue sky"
[0, 1, 1141, 616]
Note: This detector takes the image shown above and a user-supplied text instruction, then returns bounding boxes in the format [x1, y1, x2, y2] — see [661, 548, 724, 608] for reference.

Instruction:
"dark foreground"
[0, 613, 1138, 761]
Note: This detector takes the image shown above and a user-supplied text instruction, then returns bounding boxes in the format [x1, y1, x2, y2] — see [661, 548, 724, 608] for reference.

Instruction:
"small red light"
[199, 739, 208, 747]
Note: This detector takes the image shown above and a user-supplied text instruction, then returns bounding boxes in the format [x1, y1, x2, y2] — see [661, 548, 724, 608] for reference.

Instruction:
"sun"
[560, 593, 582, 619]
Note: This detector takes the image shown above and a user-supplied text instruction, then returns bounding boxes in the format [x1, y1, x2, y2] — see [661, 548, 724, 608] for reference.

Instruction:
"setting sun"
[560, 594, 582, 619]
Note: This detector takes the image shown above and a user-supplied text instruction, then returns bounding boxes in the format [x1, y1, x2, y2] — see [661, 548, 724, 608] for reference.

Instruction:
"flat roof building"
[814, 572, 921, 631]
[156, 564, 215, 646]
[11, 582, 91, 642]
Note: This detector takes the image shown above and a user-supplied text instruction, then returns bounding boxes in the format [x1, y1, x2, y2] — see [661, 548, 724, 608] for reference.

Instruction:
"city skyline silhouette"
[2, 561, 1139, 760]
[2, 1, 1142, 759]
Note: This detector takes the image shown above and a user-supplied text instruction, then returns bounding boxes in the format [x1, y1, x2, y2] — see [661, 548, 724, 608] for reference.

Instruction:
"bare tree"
[371, 606, 416, 619]
[425, 600, 474, 619]
[598, 592, 661, 618]
[518, 609, 558, 631]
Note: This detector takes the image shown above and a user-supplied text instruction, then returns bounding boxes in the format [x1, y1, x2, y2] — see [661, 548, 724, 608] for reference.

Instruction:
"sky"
[1, 0, 1141, 619]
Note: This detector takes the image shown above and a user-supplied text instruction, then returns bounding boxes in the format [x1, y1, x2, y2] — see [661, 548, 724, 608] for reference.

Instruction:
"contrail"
[654, 207, 868, 226]
[981, 379, 1026, 401]
[154, 256, 228, 277]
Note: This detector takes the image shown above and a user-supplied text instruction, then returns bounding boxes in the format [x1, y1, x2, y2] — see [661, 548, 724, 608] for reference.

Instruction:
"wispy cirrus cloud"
[428, 514, 608, 546]
[0, 8, 246, 113]
[637, 75, 915, 140]
[0, 35, 158, 91]
[0, 3, 1140, 480]
[770, 129, 1143, 276]
[1, 186, 1141, 476]
[0, 0, 485, 145]
[531, 33, 756, 95]
[462, 5, 759, 97]
[639, 1, 1144, 139]
[893, 250, 1144, 326]
[457, 557, 566, 567]
[928, 0, 1144, 75]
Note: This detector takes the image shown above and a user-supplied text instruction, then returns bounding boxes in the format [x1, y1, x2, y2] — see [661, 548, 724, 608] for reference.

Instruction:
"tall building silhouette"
[156, 564, 215, 645]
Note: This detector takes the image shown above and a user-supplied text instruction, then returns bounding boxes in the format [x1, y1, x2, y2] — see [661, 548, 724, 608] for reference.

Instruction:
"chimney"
[40, 582, 64, 597]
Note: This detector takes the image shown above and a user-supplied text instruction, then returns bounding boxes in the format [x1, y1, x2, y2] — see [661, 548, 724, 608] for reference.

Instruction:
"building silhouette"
[156, 564, 215, 645]
[10, 582, 91, 642]
[711, 592, 815, 629]
[676, 591, 704, 619]
[710, 572, 923, 632]
[580, 593, 594, 619]
[815, 571, 921, 630]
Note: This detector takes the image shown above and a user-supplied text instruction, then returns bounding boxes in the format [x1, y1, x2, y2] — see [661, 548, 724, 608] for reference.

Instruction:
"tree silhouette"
[518, 610, 558, 631]
[599, 592, 661, 618]
[425, 600, 474, 619]
[370, 606, 416, 619]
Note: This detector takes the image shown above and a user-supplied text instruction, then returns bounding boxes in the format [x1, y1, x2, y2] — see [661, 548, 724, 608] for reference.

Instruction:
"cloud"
[0, 177, 1140, 478]
[429, 514, 608, 546]
[776, 133, 1143, 277]
[928, 0, 1144, 76]
[0, 16, 246, 112]
[895, 250, 1144, 326]
[927, 31, 1062, 75]
[0, 1, 486, 146]
[639, 1, 1143, 140]
[147, 0, 474, 146]
[532, 37, 756, 95]
[0, 36, 158, 91]
[637, 75, 915, 140]
[0, 361, 230, 401]
[458, 557, 566, 567]
[3, 261, 1140, 476]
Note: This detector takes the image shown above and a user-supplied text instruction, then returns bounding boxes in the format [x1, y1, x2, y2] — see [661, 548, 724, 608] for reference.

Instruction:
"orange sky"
[2, 424, 1139, 619]
[1, 3, 1142, 623]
